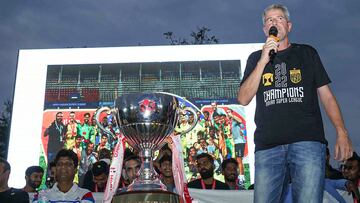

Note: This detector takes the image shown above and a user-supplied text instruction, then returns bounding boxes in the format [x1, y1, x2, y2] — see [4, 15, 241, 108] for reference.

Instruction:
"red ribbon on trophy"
[103, 133, 125, 203]
[169, 134, 193, 203]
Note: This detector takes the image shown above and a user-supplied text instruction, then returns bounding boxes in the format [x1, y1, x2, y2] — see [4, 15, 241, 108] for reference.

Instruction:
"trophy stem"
[139, 148, 156, 182]
[127, 147, 166, 191]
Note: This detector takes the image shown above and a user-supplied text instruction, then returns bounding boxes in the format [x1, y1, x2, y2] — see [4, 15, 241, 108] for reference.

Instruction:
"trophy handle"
[94, 106, 117, 139]
[156, 91, 200, 135]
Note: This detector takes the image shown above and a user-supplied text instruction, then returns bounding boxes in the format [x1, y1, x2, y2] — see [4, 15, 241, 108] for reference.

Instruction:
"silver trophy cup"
[95, 92, 198, 192]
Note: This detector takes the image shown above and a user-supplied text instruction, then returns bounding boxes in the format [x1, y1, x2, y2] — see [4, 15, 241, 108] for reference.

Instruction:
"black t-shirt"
[241, 44, 330, 151]
[187, 178, 230, 190]
[46, 121, 66, 155]
[0, 188, 29, 203]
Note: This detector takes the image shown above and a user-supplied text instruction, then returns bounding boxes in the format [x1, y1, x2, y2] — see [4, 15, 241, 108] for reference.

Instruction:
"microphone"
[268, 26, 278, 64]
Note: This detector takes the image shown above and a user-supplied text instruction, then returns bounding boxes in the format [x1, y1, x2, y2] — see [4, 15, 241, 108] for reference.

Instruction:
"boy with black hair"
[23, 166, 44, 192]
[33, 149, 94, 203]
[159, 155, 176, 193]
[187, 153, 229, 190]
[83, 161, 109, 192]
[221, 158, 244, 190]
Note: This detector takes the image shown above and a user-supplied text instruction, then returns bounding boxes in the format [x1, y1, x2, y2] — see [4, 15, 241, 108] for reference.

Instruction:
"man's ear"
[287, 21, 292, 33]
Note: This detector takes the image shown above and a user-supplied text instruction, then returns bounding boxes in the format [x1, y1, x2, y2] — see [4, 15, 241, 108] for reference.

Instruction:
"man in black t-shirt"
[0, 158, 29, 203]
[237, 3, 353, 202]
[44, 112, 66, 162]
[187, 153, 229, 190]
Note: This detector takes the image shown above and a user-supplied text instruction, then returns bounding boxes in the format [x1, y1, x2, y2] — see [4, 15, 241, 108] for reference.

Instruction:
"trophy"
[95, 92, 198, 202]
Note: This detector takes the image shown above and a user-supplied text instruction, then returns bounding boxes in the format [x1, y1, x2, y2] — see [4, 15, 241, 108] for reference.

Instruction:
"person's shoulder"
[9, 187, 29, 196]
[5, 188, 29, 201]
[215, 180, 230, 190]
[248, 50, 262, 59]
[291, 43, 318, 53]
[75, 185, 94, 202]
[187, 179, 201, 188]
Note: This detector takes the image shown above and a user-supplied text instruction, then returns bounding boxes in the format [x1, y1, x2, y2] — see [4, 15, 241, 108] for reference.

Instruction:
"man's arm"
[318, 85, 353, 161]
[237, 37, 278, 105]
[44, 128, 49, 137]
[237, 60, 267, 106]
[228, 112, 243, 124]
[43, 123, 52, 137]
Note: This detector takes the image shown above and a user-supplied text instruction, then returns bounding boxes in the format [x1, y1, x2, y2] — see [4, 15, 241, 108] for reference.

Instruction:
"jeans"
[254, 141, 326, 203]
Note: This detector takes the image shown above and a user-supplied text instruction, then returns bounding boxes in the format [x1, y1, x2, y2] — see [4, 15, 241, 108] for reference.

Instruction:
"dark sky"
[1, 1, 359, 159]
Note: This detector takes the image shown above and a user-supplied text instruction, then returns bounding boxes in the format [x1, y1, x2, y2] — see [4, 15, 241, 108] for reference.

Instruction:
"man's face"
[209, 129, 215, 136]
[222, 162, 238, 182]
[208, 138, 214, 145]
[199, 139, 207, 148]
[226, 110, 233, 117]
[263, 8, 292, 41]
[87, 143, 94, 155]
[26, 172, 43, 189]
[188, 114, 194, 124]
[102, 117, 108, 126]
[342, 160, 360, 181]
[204, 112, 209, 120]
[211, 103, 217, 110]
[197, 112, 201, 119]
[160, 160, 173, 178]
[84, 114, 90, 124]
[56, 113, 63, 123]
[220, 115, 226, 124]
[101, 136, 108, 145]
[213, 116, 220, 124]
[93, 173, 108, 189]
[180, 116, 187, 124]
[69, 113, 76, 122]
[189, 148, 196, 156]
[197, 157, 214, 179]
[55, 157, 76, 183]
[124, 159, 140, 183]
[75, 137, 82, 146]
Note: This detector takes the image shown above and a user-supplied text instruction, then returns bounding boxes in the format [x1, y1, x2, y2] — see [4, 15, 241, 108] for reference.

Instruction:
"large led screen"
[9, 44, 261, 188]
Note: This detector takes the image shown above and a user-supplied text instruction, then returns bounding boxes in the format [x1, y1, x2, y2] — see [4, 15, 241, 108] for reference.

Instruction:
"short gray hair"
[262, 4, 290, 25]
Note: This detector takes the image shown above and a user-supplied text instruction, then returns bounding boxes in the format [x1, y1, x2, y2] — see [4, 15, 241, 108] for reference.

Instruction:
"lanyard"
[235, 178, 239, 190]
[354, 180, 360, 203]
[200, 179, 216, 190]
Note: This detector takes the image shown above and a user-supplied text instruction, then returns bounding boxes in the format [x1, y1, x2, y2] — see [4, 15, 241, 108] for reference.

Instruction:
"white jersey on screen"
[33, 183, 95, 203]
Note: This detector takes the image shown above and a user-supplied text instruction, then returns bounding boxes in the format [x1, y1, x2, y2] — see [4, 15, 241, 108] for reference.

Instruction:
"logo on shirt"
[290, 68, 301, 84]
[262, 73, 274, 86]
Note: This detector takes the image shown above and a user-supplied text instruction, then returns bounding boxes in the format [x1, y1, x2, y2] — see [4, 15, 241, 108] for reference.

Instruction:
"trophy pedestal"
[112, 190, 182, 203]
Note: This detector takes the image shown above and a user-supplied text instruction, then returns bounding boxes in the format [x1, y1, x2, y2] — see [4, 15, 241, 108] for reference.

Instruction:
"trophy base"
[112, 190, 182, 203]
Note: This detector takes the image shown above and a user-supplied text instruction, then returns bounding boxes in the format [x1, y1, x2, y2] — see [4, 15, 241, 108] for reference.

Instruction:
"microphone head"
[269, 26, 278, 37]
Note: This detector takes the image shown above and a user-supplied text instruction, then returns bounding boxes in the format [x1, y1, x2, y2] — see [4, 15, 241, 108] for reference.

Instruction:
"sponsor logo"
[290, 68, 301, 84]
[262, 73, 274, 86]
